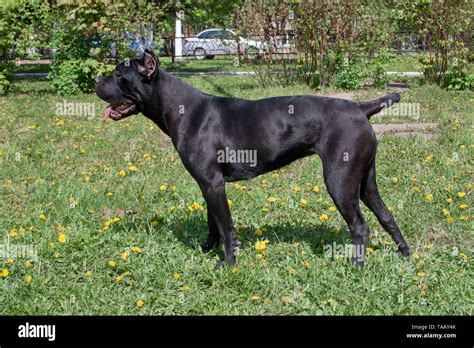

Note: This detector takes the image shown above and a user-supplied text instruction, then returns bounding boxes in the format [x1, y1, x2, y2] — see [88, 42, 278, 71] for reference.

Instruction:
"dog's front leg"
[201, 209, 221, 252]
[197, 177, 240, 267]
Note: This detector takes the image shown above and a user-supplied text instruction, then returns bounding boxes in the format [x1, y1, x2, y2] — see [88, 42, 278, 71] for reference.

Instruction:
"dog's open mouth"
[102, 101, 137, 121]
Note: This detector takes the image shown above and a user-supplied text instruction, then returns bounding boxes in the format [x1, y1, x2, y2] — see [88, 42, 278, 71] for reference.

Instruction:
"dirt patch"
[372, 122, 439, 140]
[98, 208, 136, 220]
[322, 91, 357, 100]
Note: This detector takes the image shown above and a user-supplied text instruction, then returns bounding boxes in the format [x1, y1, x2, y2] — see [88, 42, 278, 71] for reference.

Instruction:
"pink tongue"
[102, 107, 112, 122]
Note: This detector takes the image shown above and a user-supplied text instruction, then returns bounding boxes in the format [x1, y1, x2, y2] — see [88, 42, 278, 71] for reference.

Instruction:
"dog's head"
[95, 49, 158, 121]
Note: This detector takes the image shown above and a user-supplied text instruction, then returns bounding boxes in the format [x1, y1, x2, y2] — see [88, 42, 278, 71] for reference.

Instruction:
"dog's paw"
[397, 247, 412, 258]
[214, 261, 227, 271]
[201, 242, 214, 253]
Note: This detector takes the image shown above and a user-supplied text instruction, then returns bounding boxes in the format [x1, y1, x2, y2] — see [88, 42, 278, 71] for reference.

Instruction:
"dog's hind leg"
[323, 161, 370, 266]
[201, 210, 221, 252]
[319, 125, 375, 266]
[360, 159, 411, 256]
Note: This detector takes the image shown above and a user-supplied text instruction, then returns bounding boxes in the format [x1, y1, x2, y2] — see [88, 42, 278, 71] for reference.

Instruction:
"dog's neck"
[142, 68, 206, 140]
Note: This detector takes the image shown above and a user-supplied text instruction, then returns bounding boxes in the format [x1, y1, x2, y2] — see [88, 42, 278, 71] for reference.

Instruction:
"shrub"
[0, 62, 14, 95]
[334, 68, 362, 90]
[50, 59, 114, 96]
[441, 68, 474, 91]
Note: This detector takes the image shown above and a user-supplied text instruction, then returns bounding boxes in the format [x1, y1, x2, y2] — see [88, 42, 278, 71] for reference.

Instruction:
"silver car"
[182, 29, 266, 59]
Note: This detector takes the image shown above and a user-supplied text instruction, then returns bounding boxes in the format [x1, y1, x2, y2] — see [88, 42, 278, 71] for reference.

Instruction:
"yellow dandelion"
[128, 165, 138, 172]
[9, 229, 17, 238]
[250, 295, 260, 301]
[255, 240, 269, 253]
[115, 275, 123, 282]
[412, 253, 420, 260]
[417, 271, 426, 277]
[58, 233, 67, 243]
[1, 269, 9, 278]
[25, 260, 31, 268]
[425, 194, 433, 202]
[459, 203, 468, 209]
[267, 196, 279, 203]
[159, 184, 168, 191]
[6, 259, 13, 265]
[293, 186, 301, 194]
[106, 192, 113, 197]
[447, 198, 453, 203]
[319, 214, 329, 223]
[136, 300, 144, 308]
[392, 177, 398, 184]
[313, 185, 319, 193]
[300, 198, 308, 206]
[447, 217, 454, 223]
[183, 285, 191, 292]
[227, 199, 233, 207]
[231, 267, 238, 274]
[189, 202, 204, 211]
[255, 228, 263, 236]
[85, 271, 93, 277]
[280, 296, 291, 304]
[25, 275, 32, 283]
[457, 192, 466, 198]
[366, 247, 374, 254]
[38, 213, 47, 221]
[173, 273, 181, 280]
[120, 252, 128, 261]
[118, 170, 126, 177]
[458, 253, 468, 261]
[131, 246, 141, 253]
[442, 209, 450, 216]
[328, 206, 337, 212]
[108, 260, 116, 268]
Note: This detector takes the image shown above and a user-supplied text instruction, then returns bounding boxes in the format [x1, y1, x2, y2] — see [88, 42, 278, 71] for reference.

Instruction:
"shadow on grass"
[116, 213, 349, 259]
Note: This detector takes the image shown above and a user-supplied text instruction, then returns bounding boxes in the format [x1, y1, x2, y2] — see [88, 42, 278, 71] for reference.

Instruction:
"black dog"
[96, 49, 411, 267]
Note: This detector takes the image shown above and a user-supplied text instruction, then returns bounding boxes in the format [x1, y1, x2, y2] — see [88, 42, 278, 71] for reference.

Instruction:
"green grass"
[0, 78, 472, 315]
[11, 63, 51, 74]
[383, 54, 423, 72]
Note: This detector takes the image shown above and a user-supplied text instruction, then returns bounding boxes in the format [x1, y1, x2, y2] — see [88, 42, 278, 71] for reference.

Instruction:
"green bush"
[0, 62, 14, 95]
[334, 68, 362, 90]
[49, 59, 114, 96]
[441, 68, 474, 91]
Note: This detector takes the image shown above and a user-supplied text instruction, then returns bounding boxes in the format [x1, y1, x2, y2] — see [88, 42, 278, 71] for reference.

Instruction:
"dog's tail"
[358, 93, 401, 119]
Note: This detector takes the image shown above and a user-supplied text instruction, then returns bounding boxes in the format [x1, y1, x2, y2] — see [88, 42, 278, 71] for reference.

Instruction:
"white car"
[182, 29, 266, 60]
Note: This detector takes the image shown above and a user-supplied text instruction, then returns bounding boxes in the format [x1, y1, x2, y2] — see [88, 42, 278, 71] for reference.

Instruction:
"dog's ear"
[137, 49, 158, 78]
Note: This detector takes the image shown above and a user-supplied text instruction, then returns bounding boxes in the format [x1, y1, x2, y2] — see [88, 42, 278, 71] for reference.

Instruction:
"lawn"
[0, 75, 472, 315]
